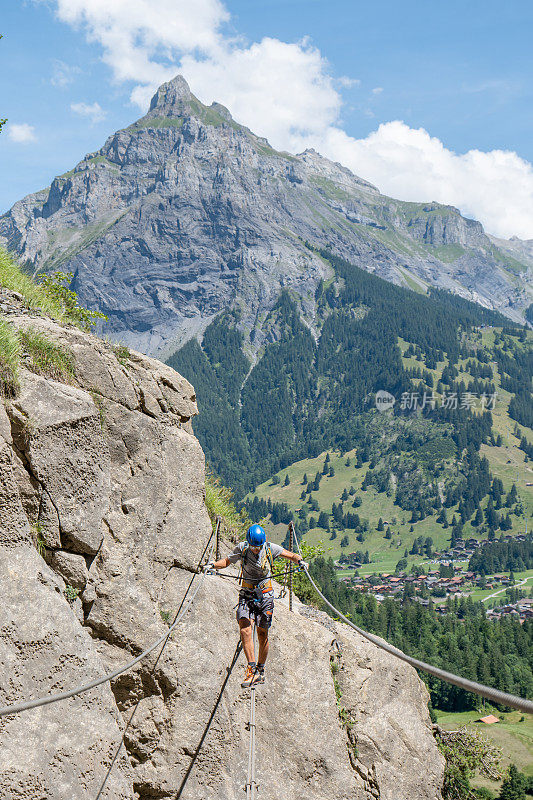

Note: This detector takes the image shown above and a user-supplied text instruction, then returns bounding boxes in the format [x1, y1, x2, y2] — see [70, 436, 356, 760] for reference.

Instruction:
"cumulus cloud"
[180, 37, 340, 145]
[299, 122, 533, 239]
[54, 0, 228, 89]
[49, 0, 533, 238]
[71, 101, 107, 123]
[7, 123, 37, 143]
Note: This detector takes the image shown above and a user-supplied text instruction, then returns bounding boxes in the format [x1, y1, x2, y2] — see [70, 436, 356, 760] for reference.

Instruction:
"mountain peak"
[148, 75, 194, 115]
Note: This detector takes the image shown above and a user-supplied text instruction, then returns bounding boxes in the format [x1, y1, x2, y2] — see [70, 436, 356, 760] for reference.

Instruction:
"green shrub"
[90, 391, 106, 430]
[0, 248, 106, 331]
[64, 584, 80, 602]
[159, 609, 171, 625]
[475, 789, 495, 799]
[436, 727, 501, 800]
[19, 327, 74, 381]
[37, 271, 107, 331]
[30, 522, 46, 557]
[0, 317, 21, 396]
[113, 343, 131, 366]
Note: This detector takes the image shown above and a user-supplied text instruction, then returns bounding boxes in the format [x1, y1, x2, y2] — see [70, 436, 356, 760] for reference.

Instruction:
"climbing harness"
[289, 523, 533, 715]
[212, 566, 299, 584]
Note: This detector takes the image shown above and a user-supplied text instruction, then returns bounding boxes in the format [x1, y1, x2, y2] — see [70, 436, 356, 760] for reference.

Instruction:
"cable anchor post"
[215, 516, 221, 562]
[288, 522, 294, 612]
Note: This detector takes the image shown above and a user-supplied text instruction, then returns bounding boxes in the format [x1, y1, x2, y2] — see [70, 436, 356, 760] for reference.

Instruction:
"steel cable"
[245, 625, 259, 799]
[0, 532, 215, 718]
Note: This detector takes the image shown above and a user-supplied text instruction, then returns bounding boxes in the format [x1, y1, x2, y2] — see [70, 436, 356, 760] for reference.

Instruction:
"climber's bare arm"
[280, 549, 303, 564]
[211, 557, 231, 569]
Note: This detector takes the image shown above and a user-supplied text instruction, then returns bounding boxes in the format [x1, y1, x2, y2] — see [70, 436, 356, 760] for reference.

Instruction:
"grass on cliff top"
[19, 327, 74, 382]
[0, 317, 21, 397]
[0, 319, 76, 397]
[205, 473, 251, 543]
[0, 247, 65, 321]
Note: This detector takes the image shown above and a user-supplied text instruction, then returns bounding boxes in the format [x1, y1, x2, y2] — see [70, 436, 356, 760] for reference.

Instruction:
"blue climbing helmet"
[246, 524, 266, 547]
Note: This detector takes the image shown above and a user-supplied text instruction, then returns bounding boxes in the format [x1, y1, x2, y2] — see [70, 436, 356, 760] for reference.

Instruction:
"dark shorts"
[236, 588, 274, 630]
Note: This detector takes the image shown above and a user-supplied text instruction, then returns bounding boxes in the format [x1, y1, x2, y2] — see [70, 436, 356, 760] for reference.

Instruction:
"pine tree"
[341, 488, 349, 502]
[498, 764, 526, 800]
[318, 511, 329, 530]
[507, 484, 518, 506]
[501, 513, 513, 531]
[284, 474, 290, 486]
[377, 517, 384, 531]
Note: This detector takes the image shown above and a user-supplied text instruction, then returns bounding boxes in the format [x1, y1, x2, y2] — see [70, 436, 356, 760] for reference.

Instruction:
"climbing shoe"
[241, 664, 256, 688]
[251, 668, 265, 686]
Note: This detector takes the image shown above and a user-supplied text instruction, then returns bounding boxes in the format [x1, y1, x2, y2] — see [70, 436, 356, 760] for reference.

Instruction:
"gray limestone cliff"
[1, 75, 531, 359]
[0, 290, 444, 799]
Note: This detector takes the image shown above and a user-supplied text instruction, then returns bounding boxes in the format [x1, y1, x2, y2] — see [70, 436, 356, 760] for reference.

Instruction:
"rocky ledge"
[0, 295, 444, 799]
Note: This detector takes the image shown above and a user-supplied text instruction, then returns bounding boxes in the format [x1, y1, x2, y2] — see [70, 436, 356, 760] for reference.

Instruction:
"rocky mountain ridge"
[0, 288, 445, 799]
[1, 75, 531, 359]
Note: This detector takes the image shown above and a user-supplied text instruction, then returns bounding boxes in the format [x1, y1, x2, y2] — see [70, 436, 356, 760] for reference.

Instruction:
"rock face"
[1, 75, 530, 359]
[0, 293, 444, 799]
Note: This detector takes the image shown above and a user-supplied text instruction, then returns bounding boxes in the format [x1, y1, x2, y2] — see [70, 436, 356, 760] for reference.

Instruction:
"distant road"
[482, 576, 532, 602]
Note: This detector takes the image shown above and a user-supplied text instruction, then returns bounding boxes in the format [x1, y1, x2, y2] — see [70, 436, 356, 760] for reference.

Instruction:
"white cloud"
[71, 101, 107, 123]
[180, 37, 340, 144]
[49, 0, 533, 238]
[298, 122, 533, 239]
[51, 59, 81, 87]
[54, 0, 229, 88]
[7, 123, 37, 143]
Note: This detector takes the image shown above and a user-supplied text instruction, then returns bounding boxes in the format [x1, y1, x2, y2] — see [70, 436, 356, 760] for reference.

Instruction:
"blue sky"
[1, 0, 532, 237]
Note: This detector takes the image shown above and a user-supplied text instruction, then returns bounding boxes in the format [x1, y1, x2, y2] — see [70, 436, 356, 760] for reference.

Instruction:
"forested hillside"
[167, 248, 533, 591]
[169, 249, 530, 487]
